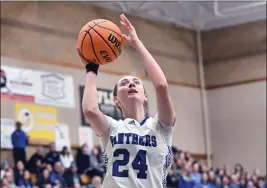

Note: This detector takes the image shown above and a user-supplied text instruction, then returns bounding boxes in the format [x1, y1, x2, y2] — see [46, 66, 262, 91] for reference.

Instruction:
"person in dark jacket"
[44, 142, 60, 166]
[76, 143, 90, 174]
[63, 162, 81, 187]
[27, 146, 45, 179]
[13, 161, 25, 186]
[11, 121, 28, 166]
[37, 168, 51, 188]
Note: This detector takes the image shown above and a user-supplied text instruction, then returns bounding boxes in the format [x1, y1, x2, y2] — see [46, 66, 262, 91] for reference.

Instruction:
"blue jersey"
[99, 114, 174, 188]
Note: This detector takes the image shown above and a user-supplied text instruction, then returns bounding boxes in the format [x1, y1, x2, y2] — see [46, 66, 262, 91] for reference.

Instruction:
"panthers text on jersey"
[99, 114, 174, 188]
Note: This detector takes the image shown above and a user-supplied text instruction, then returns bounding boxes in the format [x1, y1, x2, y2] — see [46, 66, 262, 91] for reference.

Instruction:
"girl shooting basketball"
[78, 14, 176, 188]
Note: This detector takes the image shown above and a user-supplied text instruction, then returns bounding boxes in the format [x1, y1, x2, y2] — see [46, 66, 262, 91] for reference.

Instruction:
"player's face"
[115, 76, 147, 107]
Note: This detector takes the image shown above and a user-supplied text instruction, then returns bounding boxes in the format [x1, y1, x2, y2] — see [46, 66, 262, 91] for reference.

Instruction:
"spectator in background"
[207, 170, 216, 187]
[49, 161, 66, 187]
[167, 163, 179, 188]
[76, 143, 90, 174]
[11, 121, 28, 165]
[60, 146, 74, 169]
[1, 178, 9, 188]
[3, 169, 16, 188]
[234, 163, 244, 177]
[27, 146, 45, 179]
[221, 175, 230, 188]
[13, 160, 25, 186]
[0, 161, 10, 180]
[45, 164, 53, 174]
[178, 162, 195, 188]
[88, 176, 102, 188]
[87, 145, 105, 178]
[37, 168, 51, 188]
[229, 174, 240, 188]
[63, 162, 81, 187]
[198, 172, 213, 188]
[191, 161, 202, 186]
[45, 142, 60, 166]
[239, 176, 247, 188]
[258, 176, 266, 188]
[20, 170, 33, 188]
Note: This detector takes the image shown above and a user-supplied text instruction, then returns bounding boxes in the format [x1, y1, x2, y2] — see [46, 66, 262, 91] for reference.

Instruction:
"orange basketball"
[77, 19, 124, 65]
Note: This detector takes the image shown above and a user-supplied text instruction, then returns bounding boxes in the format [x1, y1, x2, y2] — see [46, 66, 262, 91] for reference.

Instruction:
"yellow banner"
[15, 103, 57, 141]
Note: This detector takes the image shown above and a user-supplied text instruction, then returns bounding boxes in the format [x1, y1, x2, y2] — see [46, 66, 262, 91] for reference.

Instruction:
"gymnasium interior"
[1, 1, 266, 188]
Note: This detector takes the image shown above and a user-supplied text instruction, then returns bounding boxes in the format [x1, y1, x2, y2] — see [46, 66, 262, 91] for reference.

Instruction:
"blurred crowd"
[167, 147, 266, 188]
[0, 122, 266, 188]
[1, 142, 104, 188]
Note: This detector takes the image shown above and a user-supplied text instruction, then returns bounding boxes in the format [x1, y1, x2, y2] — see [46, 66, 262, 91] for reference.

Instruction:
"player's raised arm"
[77, 50, 109, 136]
[120, 14, 176, 127]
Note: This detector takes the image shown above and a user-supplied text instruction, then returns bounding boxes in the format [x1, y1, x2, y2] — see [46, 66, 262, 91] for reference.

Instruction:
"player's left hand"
[120, 14, 140, 47]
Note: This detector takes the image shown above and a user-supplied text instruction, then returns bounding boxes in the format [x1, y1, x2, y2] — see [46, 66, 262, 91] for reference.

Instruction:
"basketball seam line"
[79, 20, 108, 35]
[80, 31, 88, 60]
[86, 24, 118, 59]
[79, 21, 108, 64]
[94, 25, 123, 41]
[86, 31, 101, 64]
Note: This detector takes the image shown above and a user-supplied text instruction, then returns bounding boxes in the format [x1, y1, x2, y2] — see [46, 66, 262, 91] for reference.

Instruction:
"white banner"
[78, 127, 93, 151]
[55, 124, 71, 152]
[34, 72, 75, 108]
[1, 119, 15, 149]
[1, 65, 35, 102]
[1, 65, 75, 108]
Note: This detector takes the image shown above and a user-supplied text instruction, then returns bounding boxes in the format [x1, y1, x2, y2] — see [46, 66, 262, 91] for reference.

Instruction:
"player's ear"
[144, 94, 148, 101]
[114, 96, 119, 105]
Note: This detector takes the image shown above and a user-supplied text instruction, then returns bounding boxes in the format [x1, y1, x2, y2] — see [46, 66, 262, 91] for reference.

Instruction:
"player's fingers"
[120, 14, 132, 27]
[122, 34, 130, 42]
[120, 21, 129, 30]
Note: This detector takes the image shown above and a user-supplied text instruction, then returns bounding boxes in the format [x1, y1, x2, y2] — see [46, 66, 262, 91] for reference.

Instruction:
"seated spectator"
[258, 176, 266, 188]
[37, 168, 51, 187]
[166, 163, 179, 188]
[221, 175, 230, 188]
[239, 176, 247, 188]
[27, 146, 45, 178]
[208, 170, 216, 187]
[88, 176, 102, 188]
[198, 172, 213, 188]
[247, 179, 254, 188]
[60, 146, 74, 169]
[87, 145, 105, 178]
[49, 161, 66, 187]
[76, 143, 90, 174]
[178, 162, 195, 188]
[229, 174, 240, 188]
[0, 161, 10, 180]
[191, 161, 202, 186]
[1, 178, 9, 188]
[20, 170, 33, 188]
[253, 168, 261, 178]
[215, 176, 222, 187]
[14, 160, 25, 186]
[63, 162, 81, 187]
[3, 169, 16, 188]
[11, 121, 28, 166]
[46, 163, 53, 174]
[45, 142, 60, 166]
[234, 163, 244, 177]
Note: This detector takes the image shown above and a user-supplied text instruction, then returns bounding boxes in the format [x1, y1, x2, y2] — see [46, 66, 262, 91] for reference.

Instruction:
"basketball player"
[79, 14, 176, 188]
